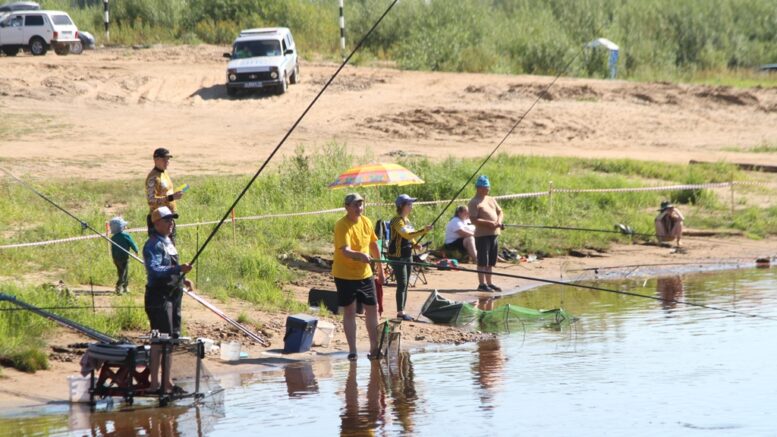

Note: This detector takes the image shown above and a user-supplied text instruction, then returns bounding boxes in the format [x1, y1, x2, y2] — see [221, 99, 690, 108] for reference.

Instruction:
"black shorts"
[334, 277, 377, 307]
[444, 238, 467, 254]
[475, 235, 499, 267]
[145, 287, 182, 335]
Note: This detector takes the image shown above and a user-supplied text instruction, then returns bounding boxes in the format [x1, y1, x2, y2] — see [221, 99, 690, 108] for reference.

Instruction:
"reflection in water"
[70, 403, 192, 437]
[340, 362, 386, 436]
[284, 362, 319, 398]
[656, 276, 684, 310]
[340, 353, 418, 436]
[472, 339, 505, 411]
[385, 352, 417, 434]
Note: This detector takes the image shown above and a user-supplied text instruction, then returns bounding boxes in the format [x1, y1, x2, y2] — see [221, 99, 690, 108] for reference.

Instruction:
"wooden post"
[231, 208, 236, 245]
[730, 179, 735, 220]
[548, 181, 554, 217]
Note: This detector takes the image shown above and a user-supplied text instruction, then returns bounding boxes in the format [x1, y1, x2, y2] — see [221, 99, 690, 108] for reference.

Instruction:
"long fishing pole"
[383, 259, 777, 321]
[419, 26, 603, 238]
[503, 223, 655, 239]
[1, 167, 270, 346]
[1, 167, 144, 264]
[189, 0, 400, 265]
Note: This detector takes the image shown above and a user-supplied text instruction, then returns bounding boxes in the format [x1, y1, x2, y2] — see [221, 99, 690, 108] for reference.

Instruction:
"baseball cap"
[475, 175, 491, 188]
[153, 147, 173, 159]
[151, 206, 179, 222]
[395, 194, 417, 207]
[344, 193, 364, 205]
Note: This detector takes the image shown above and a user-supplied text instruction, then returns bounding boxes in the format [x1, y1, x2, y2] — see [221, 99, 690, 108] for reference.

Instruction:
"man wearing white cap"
[143, 206, 192, 392]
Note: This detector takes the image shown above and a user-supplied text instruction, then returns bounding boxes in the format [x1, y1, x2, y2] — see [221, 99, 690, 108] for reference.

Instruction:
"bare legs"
[341, 301, 379, 356]
[463, 236, 477, 262]
[149, 345, 173, 392]
[477, 265, 494, 287]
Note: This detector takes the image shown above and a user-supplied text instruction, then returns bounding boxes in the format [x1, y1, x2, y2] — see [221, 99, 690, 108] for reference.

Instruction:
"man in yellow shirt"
[332, 193, 384, 361]
[145, 148, 184, 237]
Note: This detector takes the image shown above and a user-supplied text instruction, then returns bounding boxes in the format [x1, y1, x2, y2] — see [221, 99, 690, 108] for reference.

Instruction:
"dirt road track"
[1, 45, 776, 180]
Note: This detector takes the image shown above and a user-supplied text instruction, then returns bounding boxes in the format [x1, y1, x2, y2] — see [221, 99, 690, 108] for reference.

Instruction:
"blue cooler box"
[283, 314, 318, 354]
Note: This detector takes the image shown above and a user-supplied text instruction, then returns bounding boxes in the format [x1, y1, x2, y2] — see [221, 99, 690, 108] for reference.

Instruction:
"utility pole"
[339, 0, 345, 59]
[103, 0, 110, 42]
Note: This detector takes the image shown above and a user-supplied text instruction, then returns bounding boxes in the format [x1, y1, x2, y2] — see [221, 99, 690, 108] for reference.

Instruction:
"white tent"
[586, 38, 620, 79]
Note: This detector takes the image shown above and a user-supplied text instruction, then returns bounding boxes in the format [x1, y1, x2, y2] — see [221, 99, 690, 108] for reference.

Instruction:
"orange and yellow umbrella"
[328, 163, 424, 189]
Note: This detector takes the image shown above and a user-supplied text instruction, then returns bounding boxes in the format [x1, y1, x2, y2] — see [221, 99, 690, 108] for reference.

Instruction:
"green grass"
[722, 143, 777, 154]
[37, 0, 777, 86]
[2, 145, 776, 372]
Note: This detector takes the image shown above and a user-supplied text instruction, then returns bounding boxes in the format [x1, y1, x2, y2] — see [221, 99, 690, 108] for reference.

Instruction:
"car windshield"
[51, 14, 71, 25]
[232, 40, 281, 59]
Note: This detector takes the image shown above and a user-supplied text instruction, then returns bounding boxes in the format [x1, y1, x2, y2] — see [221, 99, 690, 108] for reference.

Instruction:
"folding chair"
[410, 243, 431, 287]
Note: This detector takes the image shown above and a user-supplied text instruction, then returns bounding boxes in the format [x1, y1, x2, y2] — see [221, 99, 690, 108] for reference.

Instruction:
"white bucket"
[220, 341, 241, 361]
[68, 375, 92, 403]
[197, 337, 215, 354]
[313, 320, 335, 347]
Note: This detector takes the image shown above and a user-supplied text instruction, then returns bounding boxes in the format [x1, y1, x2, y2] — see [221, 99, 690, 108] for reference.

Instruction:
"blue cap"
[475, 175, 490, 188]
[395, 194, 417, 207]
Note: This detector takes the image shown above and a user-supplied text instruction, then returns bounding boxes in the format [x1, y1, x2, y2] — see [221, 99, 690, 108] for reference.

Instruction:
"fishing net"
[420, 291, 573, 332]
[169, 341, 224, 410]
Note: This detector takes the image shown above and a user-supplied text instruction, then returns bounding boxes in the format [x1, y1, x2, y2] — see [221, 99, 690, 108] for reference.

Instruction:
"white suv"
[223, 27, 300, 97]
[0, 10, 78, 56]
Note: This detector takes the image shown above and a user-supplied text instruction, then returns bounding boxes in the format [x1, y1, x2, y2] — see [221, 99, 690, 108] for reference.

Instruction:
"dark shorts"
[444, 238, 467, 254]
[475, 235, 499, 267]
[334, 277, 377, 307]
[145, 287, 182, 335]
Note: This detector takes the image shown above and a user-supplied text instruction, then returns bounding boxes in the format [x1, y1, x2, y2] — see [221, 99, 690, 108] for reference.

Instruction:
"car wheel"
[226, 86, 237, 97]
[289, 64, 300, 84]
[29, 37, 47, 56]
[278, 74, 288, 94]
[54, 44, 70, 56]
[2, 47, 19, 56]
[70, 42, 83, 55]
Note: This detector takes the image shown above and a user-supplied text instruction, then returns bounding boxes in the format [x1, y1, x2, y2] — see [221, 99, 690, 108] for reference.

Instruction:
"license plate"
[244, 82, 262, 88]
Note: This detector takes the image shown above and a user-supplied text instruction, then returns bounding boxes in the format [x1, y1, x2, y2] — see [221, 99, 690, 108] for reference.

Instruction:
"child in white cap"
[109, 216, 139, 294]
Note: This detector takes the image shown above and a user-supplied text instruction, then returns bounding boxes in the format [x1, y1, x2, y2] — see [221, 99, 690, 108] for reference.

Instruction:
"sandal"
[397, 314, 414, 322]
[367, 352, 383, 360]
[347, 353, 357, 362]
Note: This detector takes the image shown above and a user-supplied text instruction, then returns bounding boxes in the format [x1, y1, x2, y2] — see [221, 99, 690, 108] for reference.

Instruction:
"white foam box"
[312, 320, 335, 347]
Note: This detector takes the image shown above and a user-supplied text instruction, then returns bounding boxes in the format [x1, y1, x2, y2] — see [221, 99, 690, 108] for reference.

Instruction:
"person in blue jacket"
[143, 206, 192, 393]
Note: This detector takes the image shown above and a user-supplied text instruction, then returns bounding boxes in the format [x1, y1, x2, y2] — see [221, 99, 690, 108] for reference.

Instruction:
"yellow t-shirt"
[332, 215, 377, 280]
[145, 168, 177, 212]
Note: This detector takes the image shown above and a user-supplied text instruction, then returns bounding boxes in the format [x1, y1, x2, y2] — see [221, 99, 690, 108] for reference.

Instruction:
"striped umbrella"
[328, 163, 424, 189]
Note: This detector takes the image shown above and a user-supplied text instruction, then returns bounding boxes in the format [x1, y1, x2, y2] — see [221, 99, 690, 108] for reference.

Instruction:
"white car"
[0, 10, 78, 56]
[223, 27, 300, 97]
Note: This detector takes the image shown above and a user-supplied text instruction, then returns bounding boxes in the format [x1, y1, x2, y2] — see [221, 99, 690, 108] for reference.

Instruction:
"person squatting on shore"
[468, 175, 504, 292]
[143, 206, 193, 392]
[332, 193, 385, 361]
[655, 201, 684, 247]
[388, 194, 433, 321]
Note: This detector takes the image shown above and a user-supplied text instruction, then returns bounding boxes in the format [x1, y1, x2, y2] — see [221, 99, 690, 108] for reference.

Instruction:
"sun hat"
[151, 206, 179, 222]
[659, 201, 674, 211]
[109, 216, 128, 234]
[395, 194, 417, 208]
[475, 175, 490, 188]
[344, 193, 364, 205]
[153, 147, 173, 159]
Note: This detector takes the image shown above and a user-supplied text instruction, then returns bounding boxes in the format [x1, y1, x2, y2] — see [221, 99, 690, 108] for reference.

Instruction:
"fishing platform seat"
[88, 343, 152, 404]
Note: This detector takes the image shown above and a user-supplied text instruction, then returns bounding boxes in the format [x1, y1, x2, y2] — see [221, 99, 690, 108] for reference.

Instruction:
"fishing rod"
[1, 167, 270, 347]
[189, 0, 400, 265]
[0, 292, 119, 343]
[503, 223, 655, 239]
[381, 259, 777, 322]
[418, 24, 605, 240]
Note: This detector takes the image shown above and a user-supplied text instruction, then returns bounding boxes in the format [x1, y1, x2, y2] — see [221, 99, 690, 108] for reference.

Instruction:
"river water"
[2, 268, 776, 436]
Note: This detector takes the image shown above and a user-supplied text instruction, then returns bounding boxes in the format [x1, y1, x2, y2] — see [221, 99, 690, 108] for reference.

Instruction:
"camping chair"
[375, 219, 394, 285]
[410, 242, 431, 287]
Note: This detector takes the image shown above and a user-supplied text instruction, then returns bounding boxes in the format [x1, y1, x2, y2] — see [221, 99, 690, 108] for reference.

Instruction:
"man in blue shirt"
[143, 206, 192, 393]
